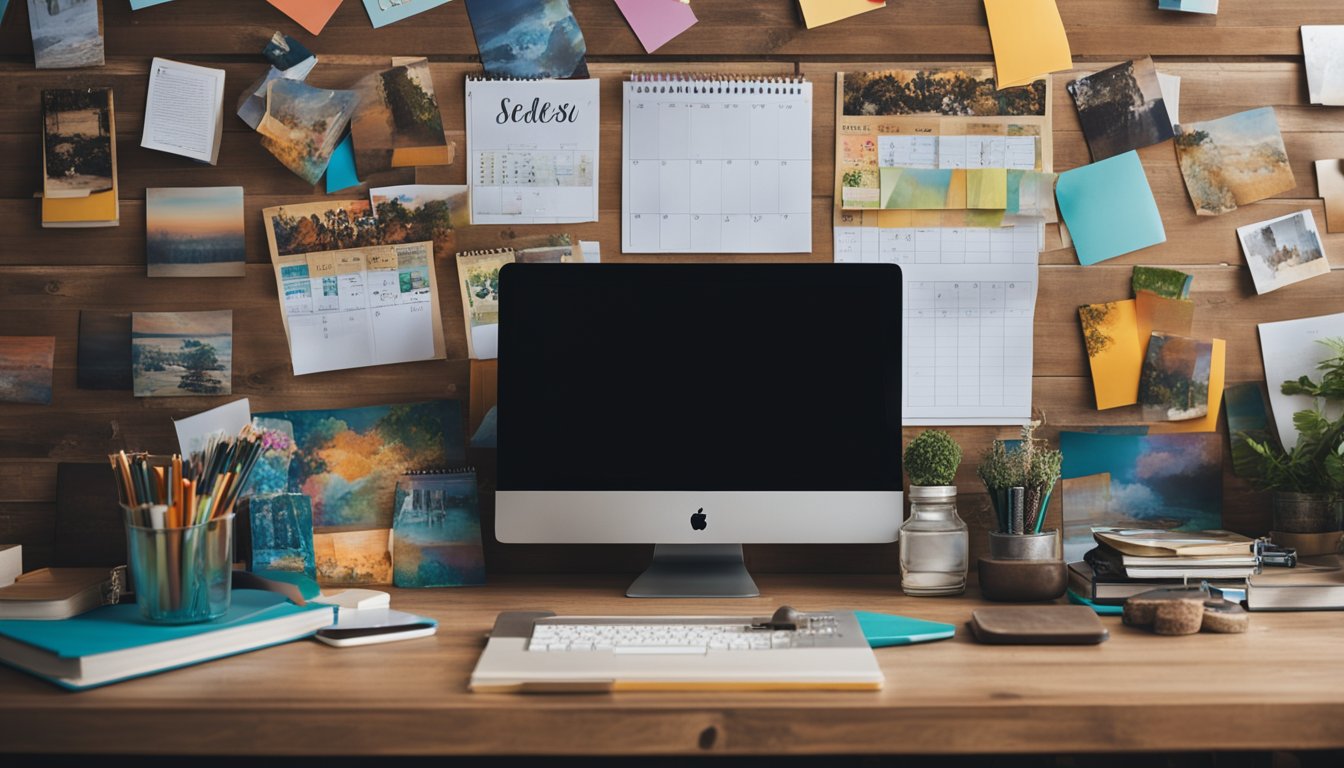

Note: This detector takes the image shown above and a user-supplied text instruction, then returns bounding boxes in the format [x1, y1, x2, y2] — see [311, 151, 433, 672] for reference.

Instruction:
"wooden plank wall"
[2, 1, 1342, 574]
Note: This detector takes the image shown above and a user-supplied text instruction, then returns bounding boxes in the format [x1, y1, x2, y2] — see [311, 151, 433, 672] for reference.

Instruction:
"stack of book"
[1070, 529, 1257, 604]
[40, 87, 119, 229]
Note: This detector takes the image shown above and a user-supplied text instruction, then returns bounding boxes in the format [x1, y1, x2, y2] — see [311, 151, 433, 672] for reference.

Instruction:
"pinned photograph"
[76, 311, 132, 390]
[1068, 57, 1174, 161]
[392, 471, 485, 588]
[1174, 107, 1295, 216]
[0, 337, 55, 405]
[1303, 26, 1344, 106]
[457, 249, 515, 360]
[247, 493, 316, 580]
[146, 187, 245, 278]
[1138, 332, 1213, 422]
[1236, 210, 1330, 295]
[369, 184, 469, 255]
[350, 58, 453, 175]
[464, 0, 588, 80]
[263, 200, 380, 259]
[257, 79, 359, 185]
[842, 68, 1046, 117]
[41, 88, 113, 199]
[27, 0, 105, 69]
[313, 529, 393, 586]
[131, 310, 233, 397]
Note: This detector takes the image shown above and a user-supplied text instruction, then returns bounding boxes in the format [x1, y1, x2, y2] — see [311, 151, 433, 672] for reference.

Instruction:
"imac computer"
[496, 263, 903, 598]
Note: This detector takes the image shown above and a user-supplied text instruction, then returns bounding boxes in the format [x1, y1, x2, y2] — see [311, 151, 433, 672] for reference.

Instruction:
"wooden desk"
[1, 574, 1342, 757]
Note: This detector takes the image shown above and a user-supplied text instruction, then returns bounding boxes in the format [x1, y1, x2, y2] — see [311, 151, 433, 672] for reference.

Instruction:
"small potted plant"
[899, 430, 968, 596]
[1241, 338, 1344, 553]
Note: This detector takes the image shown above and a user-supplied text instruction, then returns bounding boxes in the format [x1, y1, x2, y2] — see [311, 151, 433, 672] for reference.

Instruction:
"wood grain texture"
[0, 3, 1342, 577]
[0, 576, 1342, 756]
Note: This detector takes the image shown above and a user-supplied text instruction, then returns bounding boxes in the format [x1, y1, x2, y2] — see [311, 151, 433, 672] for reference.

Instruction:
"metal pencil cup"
[124, 508, 234, 624]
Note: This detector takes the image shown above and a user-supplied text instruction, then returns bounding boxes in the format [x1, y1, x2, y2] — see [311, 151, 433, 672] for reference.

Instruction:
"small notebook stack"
[41, 87, 119, 228]
[1071, 529, 1257, 604]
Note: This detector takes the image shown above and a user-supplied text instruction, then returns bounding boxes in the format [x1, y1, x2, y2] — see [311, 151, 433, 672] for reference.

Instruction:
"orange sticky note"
[268, 0, 344, 36]
[1079, 299, 1142, 410]
[1150, 339, 1226, 434]
[984, 0, 1073, 89]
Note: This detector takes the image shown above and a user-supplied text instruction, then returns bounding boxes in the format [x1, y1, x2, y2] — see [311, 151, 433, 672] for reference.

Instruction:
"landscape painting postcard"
[1079, 299, 1142, 410]
[1138, 332, 1213, 422]
[76, 311, 131, 390]
[0, 336, 55, 405]
[42, 88, 113, 199]
[1060, 431, 1223, 562]
[313, 529, 393, 585]
[1236, 210, 1330, 295]
[251, 400, 465, 531]
[1067, 57, 1173, 162]
[262, 200, 380, 259]
[350, 58, 452, 176]
[247, 492, 317, 580]
[257, 79, 359, 185]
[1174, 107, 1295, 216]
[131, 310, 233, 397]
[392, 471, 485, 588]
[27, 0, 104, 69]
[465, 0, 588, 79]
[146, 187, 245, 278]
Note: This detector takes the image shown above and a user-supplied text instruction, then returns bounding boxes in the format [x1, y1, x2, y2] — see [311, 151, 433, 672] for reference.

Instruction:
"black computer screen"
[497, 263, 903, 491]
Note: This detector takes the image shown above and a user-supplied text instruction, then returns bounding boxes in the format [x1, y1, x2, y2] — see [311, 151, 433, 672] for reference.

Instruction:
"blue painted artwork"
[248, 493, 317, 580]
[465, 0, 588, 79]
[392, 471, 485, 587]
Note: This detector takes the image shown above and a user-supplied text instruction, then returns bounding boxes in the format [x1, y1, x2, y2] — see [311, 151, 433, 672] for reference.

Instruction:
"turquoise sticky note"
[1067, 589, 1123, 615]
[855, 611, 956, 647]
[325, 134, 360, 194]
[1056, 150, 1166, 265]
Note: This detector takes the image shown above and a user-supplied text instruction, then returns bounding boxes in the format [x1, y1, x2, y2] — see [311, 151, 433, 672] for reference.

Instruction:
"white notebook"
[622, 74, 813, 254]
[466, 77, 600, 225]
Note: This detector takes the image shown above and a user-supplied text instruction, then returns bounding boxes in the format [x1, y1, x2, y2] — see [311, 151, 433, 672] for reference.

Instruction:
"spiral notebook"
[622, 74, 813, 254]
[465, 76, 600, 225]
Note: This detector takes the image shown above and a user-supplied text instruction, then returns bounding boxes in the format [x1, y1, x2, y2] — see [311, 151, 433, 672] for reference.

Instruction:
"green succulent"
[904, 429, 962, 487]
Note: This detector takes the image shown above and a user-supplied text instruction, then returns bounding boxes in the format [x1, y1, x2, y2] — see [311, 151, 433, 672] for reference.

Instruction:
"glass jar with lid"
[898, 485, 968, 596]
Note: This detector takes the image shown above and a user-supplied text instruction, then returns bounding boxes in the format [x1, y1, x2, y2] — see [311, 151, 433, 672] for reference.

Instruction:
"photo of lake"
[146, 187, 246, 278]
[131, 310, 233, 397]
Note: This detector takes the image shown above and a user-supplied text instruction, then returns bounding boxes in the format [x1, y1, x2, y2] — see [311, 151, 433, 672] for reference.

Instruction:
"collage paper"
[1067, 57, 1174, 162]
[1138, 332, 1213, 422]
[1079, 299, 1142, 410]
[258, 79, 359, 185]
[350, 58, 452, 175]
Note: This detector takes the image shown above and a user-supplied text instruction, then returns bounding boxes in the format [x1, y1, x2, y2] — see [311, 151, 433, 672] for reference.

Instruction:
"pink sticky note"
[615, 0, 698, 53]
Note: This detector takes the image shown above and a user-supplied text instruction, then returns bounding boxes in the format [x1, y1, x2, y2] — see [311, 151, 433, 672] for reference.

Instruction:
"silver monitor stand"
[625, 544, 761, 598]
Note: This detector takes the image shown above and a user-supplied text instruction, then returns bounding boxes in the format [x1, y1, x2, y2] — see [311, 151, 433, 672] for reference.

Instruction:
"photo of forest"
[146, 187, 245, 278]
[1068, 57, 1174, 161]
[42, 87, 113, 197]
[351, 59, 451, 175]
[266, 192, 465, 259]
[843, 69, 1047, 117]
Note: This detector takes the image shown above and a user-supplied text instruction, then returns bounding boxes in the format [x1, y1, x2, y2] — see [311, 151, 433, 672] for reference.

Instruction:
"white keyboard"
[527, 614, 841, 655]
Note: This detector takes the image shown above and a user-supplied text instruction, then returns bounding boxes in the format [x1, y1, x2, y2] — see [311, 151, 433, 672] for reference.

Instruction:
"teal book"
[0, 590, 334, 691]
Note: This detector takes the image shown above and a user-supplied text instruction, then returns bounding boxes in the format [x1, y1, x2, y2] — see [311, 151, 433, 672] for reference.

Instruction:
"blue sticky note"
[130, 0, 178, 8]
[362, 0, 452, 29]
[1066, 590, 1123, 615]
[325, 134, 360, 194]
[1057, 150, 1166, 265]
[855, 611, 956, 647]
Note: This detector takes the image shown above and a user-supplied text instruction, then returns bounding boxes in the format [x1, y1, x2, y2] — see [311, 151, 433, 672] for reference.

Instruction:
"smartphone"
[315, 608, 438, 647]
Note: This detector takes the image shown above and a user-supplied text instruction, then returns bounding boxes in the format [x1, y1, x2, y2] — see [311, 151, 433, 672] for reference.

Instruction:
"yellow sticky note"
[984, 0, 1073, 89]
[1079, 299, 1142, 410]
[1150, 339, 1227, 434]
[798, 0, 886, 30]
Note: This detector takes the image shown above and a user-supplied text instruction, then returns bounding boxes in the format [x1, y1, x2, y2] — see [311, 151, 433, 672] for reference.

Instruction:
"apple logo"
[690, 508, 708, 531]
